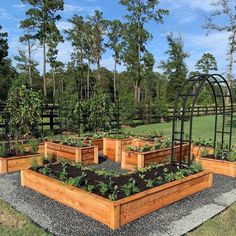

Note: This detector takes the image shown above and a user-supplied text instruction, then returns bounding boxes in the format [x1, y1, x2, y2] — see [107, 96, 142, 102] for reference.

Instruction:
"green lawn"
[124, 115, 236, 144]
[188, 202, 236, 236]
[0, 199, 51, 236]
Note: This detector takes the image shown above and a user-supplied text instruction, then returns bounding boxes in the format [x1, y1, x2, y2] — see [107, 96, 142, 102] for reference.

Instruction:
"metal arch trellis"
[171, 74, 234, 168]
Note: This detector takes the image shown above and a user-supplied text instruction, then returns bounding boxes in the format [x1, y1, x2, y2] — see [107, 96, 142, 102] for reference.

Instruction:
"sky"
[0, 0, 233, 76]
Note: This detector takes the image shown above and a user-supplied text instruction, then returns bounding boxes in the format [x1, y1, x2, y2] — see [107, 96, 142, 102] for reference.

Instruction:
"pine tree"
[20, 0, 64, 98]
[120, 0, 169, 102]
[160, 33, 189, 102]
[195, 53, 218, 74]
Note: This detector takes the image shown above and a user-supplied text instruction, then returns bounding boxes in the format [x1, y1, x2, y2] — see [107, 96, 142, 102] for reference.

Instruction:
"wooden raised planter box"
[0, 154, 41, 174]
[122, 144, 189, 170]
[24, 143, 45, 155]
[103, 138, 133, 162]
[45, 142, 98, 165]
[195, 156, 236, 177]
[21, 169, 212, 229]
[191, 145, 214, 157]
[84, 138, 103, 154]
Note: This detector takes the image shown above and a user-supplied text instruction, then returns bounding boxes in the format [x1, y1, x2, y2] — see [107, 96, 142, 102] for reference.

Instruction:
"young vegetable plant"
[121, 178, 140, 197]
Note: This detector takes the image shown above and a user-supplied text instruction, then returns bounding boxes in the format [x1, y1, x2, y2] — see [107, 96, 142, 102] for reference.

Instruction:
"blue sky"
[0, 0, 232, 75]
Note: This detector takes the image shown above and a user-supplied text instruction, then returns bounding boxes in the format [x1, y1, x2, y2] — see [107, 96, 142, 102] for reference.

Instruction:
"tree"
[66, 15, 92, 100]
[204, 0, 236, 91]
[5, 85, 42, 154]
[195, 53, 218, 74]
[0, 25, 16, 101]
[88, 10, 107, 84]
[120, 0, 169, 102]
[20, 0, 64, 98]
[0, 25, 8, 63]
[47, 24, 64, 101]
[160, 33, 189, 102]
[106, 20, 125, 101]
[14, 49, 39, 83]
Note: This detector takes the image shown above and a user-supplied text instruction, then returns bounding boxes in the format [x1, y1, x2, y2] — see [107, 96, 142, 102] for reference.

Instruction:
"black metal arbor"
[171, 74, 234, 167]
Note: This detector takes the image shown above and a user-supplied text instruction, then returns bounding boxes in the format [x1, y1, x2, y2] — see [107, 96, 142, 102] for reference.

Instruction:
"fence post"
[50, 109, 54, 131]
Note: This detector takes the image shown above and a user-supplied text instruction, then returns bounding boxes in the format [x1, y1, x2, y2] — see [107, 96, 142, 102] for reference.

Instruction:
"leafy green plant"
[189, 162, 203, 173]
[59, 164, 68, 181]
[174, 169, 185, 180]
[200, 148, 209, 158]
[121, 178, 140, 196]
[0, 144, 6, 157]
[97, 182, 110, 195]
[164, 172, 176, 182]
[28, 140, 39, 153]
[40, 166, 51, 175]
[4, 85, 42, 152]
[31, 158, 39, 171]
[13, 142, 25, 155]
[65, 172, 87, 187]
[86, 184, 95, 193]
[108, 185, 119, 201]
[145, 179, 155, 188]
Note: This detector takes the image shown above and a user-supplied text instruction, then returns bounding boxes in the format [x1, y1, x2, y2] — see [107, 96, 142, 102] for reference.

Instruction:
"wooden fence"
[0, 104, 235, 139]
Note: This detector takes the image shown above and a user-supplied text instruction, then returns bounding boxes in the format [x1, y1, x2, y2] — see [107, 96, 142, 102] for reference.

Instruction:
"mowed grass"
[124, 115, 236, 144]
[188, 202, 236, 236]
[0, 199, 51, 236]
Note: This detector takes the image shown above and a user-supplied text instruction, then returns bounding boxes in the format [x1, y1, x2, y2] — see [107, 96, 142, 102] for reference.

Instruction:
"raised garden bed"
[192, 145, 214, 157]
[0, 153, 41, 174]
[103, 137, 133, 162]
[195, 155, 236, 177]
[21, 162, 212, 229]
[24, 143, 45, 155]
[84, 138, 103, 154]
[45, 141, 98, 165]
[122, 144, 189, 170]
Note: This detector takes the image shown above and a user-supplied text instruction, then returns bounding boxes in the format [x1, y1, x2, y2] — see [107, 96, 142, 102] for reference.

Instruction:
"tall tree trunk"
[137, 21, 141, 103]
[27, 39, 32, 86]
[52, 67, 56, 102]
[113, 58, 117, 101]
[43, 39, 47, 98]
[227, 30, 236, 104]
[97, 59, 101, 84]
[87, 60, 90, 99]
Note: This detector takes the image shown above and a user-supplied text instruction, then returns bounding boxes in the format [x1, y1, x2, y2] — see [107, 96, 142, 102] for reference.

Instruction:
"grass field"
[125, 115, 236, 144]
[0, 199, 51, 236]
[188, 202, 236, 236]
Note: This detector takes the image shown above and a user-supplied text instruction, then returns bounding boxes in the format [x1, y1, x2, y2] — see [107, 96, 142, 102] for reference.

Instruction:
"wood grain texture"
[191, 145, 214, 157]
[45, 142, 98, 165]
[196, 156, 236, 177]
[84, 139, 103, 154]
[21, 169, 212, 229]
[0, 154, 41, 174]
[121, 144, 189, 170]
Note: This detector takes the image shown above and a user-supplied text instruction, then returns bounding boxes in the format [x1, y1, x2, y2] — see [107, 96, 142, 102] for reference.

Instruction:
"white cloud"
[56, 21, 72, 31]
[13, 3, 26, 9]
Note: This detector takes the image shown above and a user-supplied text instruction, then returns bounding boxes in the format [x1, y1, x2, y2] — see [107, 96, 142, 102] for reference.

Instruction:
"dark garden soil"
[34, 162, 192, 200]
[1, 151, 37, 158]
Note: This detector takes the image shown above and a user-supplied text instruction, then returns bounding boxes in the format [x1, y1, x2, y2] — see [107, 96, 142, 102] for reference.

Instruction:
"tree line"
[0, 0, 235, 126]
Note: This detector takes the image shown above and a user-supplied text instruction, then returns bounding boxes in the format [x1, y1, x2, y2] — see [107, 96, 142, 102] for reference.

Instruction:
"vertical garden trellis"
[171, 74, 233, 167]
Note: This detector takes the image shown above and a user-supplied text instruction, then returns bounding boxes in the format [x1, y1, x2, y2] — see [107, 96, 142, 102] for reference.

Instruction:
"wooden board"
[103, 138, 133, 162]
[0, 154, 41, 174]
[21, 169, 212, 229]
[121, 144, 189, 170]
[45, 142, 98, 165]
[84, 139, 103, 154]
[195, 156, 236, 177]
[23, 143, 45, 155]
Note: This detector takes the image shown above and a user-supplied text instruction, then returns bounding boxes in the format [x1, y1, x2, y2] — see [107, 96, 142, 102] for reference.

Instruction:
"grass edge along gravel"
[0, 198, 52, 236]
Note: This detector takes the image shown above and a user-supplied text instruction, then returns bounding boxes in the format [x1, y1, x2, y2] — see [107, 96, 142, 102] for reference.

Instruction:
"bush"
[4, 85, 42, 151]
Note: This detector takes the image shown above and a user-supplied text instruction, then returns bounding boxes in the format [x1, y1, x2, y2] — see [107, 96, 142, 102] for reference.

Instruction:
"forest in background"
[0, 0, 235, 131]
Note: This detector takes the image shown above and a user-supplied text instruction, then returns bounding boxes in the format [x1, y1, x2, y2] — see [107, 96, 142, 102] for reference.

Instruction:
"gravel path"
[0, 160, 235, 236]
